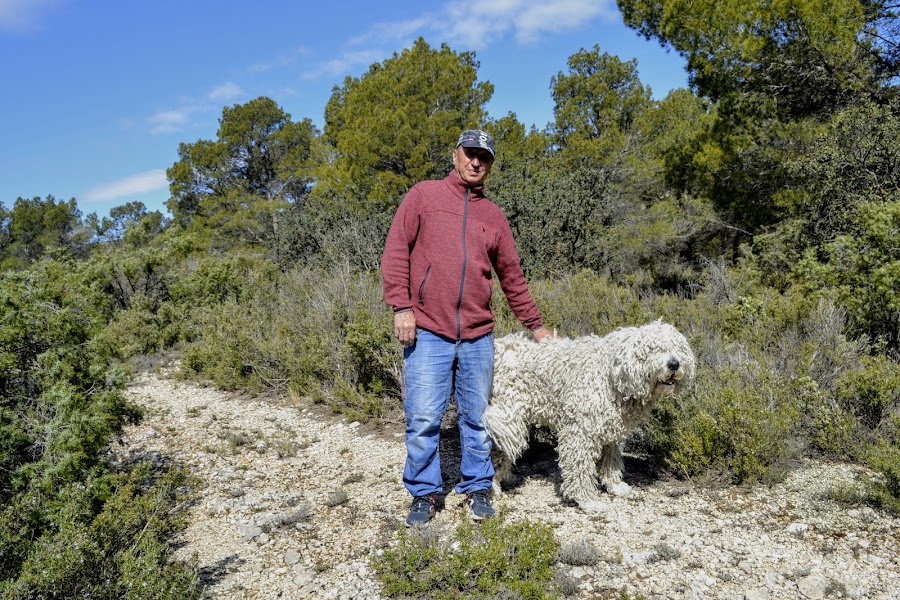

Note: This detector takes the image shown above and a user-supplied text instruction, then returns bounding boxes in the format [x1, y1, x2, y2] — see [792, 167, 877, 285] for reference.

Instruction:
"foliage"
[647, 368, 803, 483]
[0, 195, 90, 270]
[492, 59, 714, 286]
[863, 438, 900, 513]
[0, 258, 199, 595]
[0, 464, 201, 599]
[85, 201, 166, 246]
[618, 0, 896, 113]
[166, 96, 321, 257]
[375, 514, 561, 598]
[318, 37, 493, 206]
[180, 263, 402, 423]
[550, 47, 652, 163]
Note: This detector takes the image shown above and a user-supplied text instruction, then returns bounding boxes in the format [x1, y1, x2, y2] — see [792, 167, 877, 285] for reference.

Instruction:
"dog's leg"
[491, 448, 515, 497]
[556, 429, 605, 514]
[484, 402, 530, 496]
[598, 442, 632, 497]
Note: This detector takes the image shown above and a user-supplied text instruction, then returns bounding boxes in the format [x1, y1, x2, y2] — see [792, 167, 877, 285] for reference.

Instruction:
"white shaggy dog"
[484, 320, 695, 514]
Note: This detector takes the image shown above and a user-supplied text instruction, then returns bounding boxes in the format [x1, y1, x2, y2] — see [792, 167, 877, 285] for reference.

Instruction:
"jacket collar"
[444, 169, 485, 200]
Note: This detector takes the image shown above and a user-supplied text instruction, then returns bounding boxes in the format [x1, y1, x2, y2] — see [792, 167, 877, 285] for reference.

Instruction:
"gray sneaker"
[465, 489, 495, 520]
[406, 494, 436, 527]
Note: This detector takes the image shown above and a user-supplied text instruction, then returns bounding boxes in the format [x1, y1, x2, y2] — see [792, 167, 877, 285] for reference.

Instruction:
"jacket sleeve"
[493, 212, 544, 331]
[381, 189, 421, 312]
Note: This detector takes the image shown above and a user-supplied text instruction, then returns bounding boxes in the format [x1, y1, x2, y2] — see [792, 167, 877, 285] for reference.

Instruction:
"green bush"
[647, 368, 802, 484]
[97, 296, 188, 360]
[169, 248, 279, 307]
[0, 258, 200, 597]
[1, 463, 201, 599]
[375, 514, 561, 598]
[835, 355, 900, 430]
[862, 439, 900, 514]
[181, 264, 401, 422]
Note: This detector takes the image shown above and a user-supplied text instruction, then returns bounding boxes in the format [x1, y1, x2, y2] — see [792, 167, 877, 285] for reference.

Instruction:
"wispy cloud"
[248, 46, 311, 73]
[0, 0, 61, 33]
[147, 108, 194, 135]
[145, 80, 242, 135]
[341, 0, 615, 55]
[346, 16, 432, 47]
[209, 82, 244, 102]
[301, 0, 614, 83]
[443, 0, 616, 47]
[83, 169, 168, 203]
[301, 48, 386, 80]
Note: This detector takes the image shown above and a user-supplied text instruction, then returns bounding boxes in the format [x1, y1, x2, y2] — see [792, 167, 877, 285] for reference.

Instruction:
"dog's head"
[610, 320, 696, 404]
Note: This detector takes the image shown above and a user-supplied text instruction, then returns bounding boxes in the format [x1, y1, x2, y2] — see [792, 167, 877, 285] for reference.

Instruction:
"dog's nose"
[667, 357, 680, 371]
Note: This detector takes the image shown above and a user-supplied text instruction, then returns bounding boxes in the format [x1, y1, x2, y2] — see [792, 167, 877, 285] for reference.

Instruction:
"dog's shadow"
[438, 418, 664, 499]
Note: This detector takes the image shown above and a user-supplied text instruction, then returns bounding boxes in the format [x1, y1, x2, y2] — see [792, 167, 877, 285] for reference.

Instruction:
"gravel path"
[115, 372, 900, 599]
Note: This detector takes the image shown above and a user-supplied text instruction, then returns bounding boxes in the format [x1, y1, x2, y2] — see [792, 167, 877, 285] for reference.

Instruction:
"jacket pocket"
[417, 264, 432, 304]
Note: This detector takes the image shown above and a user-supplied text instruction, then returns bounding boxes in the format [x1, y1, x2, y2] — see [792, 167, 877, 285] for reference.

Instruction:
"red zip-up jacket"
[381, 170, 543, 340]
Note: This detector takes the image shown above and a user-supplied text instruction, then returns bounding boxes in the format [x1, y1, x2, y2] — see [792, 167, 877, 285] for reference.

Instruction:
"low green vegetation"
[375, 514, 561, 598]
[0, 261, 201, 598]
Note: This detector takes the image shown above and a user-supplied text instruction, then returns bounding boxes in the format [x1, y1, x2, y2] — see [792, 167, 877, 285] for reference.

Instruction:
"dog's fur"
[484, 320, 695, 513]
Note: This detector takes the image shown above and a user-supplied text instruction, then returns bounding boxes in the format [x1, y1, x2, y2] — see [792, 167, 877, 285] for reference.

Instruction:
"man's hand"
[394, 311, 417, 347]
[533, 326, 555, 343]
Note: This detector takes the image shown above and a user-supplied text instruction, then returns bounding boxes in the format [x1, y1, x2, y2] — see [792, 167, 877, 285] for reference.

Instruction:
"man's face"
[453, 145, 494, 186]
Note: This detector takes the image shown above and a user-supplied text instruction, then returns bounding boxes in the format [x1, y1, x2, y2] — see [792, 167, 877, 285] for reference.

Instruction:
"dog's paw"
[491, 481, 504, 498]
[605, 481, 633, 497]
[577, 499, 607, 515]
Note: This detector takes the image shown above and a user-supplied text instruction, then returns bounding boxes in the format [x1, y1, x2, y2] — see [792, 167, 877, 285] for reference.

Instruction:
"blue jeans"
[402, 328, 495, 497]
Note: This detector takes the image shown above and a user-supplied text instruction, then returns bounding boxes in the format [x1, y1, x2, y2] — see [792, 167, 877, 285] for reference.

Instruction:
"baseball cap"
[456, 129, 495, 157]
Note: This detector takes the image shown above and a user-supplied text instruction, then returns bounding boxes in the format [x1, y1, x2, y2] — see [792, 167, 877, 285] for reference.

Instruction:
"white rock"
[797, 574, 828, 599]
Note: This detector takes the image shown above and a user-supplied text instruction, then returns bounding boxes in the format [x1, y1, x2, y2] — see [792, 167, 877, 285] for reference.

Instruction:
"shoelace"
[412, 495, 434, 511]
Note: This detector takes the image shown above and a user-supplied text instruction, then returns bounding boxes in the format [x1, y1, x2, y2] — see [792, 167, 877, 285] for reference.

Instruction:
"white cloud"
[301, 48, 386, 80]
[346, 16, 432, 47]
[209, 82, 244, 102]
[248, 46, 311, 73]
[0, 0, 60, 32]
[83, 169, 168, 203]
[443, 0, 616, 48]
[304, 0, 615, 82]
[147, 108, 193, 134]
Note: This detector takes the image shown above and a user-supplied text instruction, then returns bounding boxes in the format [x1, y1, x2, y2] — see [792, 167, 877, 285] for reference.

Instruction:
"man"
[382, 129, 553, 526]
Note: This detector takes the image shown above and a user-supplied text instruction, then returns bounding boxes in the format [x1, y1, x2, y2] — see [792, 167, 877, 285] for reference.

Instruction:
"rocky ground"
[113, 371, 900, 599]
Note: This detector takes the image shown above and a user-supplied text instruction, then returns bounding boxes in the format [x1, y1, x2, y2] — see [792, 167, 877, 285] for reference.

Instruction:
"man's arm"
[382, 188, 422, 346]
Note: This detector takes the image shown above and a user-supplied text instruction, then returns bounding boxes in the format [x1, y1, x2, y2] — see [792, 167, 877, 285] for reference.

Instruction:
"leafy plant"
[375, 514, 561, 598]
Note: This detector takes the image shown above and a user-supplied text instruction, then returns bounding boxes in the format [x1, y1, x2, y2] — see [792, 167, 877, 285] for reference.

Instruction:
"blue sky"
[0, 0, 688, 218]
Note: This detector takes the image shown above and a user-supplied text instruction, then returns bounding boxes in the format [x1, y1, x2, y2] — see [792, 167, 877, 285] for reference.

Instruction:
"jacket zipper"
[455, 187, 469, 340]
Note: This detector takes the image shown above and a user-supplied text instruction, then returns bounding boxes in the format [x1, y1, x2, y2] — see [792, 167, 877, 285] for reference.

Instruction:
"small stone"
[294, 568, 316, 587]
[797, 574, 828, 599]
[284, 550, 301, 565]
[238, 523, 263, 542]
[744, 589, 769, 600]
